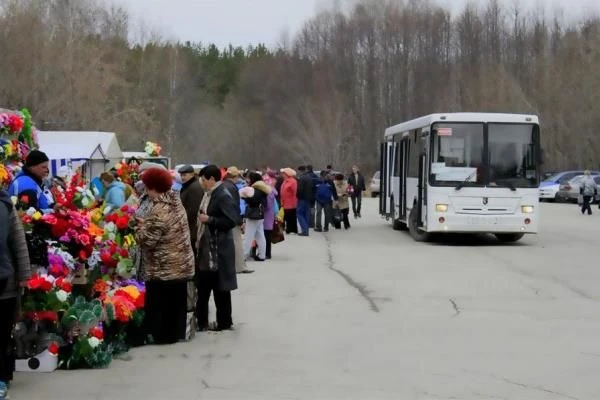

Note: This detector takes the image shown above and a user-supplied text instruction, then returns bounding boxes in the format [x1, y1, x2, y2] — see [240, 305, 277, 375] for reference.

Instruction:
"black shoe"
[299, 233, 309, 236]
[323, 229, 329, 232]
[253, 256, 265, 262]
[315, 228, 322, 232]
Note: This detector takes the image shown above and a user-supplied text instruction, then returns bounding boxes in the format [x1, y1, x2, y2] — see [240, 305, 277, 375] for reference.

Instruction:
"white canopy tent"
[36, 131, 123, 178]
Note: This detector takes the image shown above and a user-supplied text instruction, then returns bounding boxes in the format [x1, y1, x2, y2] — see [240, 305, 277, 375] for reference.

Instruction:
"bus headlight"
[436, 204, 448, 212]
[521, 205, 534, 214]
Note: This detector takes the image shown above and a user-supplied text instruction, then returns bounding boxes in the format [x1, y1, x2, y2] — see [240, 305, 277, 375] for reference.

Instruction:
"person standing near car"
[580, 170, 597, 215]
[347, 165, 366, 219]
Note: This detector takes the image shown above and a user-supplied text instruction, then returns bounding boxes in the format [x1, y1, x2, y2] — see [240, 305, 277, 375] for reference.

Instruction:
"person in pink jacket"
[280, 168, 298, 234]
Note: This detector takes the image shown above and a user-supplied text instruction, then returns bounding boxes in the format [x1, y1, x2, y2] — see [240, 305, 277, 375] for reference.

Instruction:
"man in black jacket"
[296, 166, 313, 236]
[179, 165, 204, 254]
[348, 165, 366, 218]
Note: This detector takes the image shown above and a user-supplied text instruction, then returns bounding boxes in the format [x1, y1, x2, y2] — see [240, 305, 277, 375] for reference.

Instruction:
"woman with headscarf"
[280, 168, 298, 234]
[135, 168, 194, 344]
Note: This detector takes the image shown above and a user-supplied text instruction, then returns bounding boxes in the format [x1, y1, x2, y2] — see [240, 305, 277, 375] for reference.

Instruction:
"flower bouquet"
[51, 171, 97, 210]
[144, 141, 162, 157]
[113, 160, 139, 186]
[95, 279, 146, 352]
[22, 271, 73, 325]
[16, 269, 73, 372]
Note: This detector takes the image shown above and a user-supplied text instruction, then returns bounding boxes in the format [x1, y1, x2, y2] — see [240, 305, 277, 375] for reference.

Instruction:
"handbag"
[578, 195, 584, 205]
[347, 184, 355, 195]
[271, 220, 285, 244]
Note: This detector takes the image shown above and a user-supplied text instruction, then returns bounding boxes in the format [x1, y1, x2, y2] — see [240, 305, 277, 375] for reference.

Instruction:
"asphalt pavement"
[11, 199, 600, 400]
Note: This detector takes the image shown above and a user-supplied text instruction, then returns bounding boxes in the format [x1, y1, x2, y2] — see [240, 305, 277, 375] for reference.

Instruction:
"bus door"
[388, 141, 398, 219]
[379, 141, 397, 218]
[417, 130, 429, 228]
[379, 142, 388, 216]
[398, 139, 408, 220]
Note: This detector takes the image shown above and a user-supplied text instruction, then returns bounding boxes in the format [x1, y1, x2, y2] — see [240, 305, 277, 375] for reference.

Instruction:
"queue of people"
[272, 164, 366, 235]
[0, 150, 369, 398]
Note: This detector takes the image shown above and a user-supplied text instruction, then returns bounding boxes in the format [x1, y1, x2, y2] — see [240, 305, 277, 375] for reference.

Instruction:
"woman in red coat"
[280, 168, 298, 234]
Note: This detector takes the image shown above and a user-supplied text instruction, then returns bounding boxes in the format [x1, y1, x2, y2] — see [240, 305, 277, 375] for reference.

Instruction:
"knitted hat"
[139, 161, 167, 172]
[25, 150, 49, 167]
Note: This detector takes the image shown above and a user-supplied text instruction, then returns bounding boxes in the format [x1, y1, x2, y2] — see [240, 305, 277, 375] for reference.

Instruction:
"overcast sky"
[114, 0, 600, 48]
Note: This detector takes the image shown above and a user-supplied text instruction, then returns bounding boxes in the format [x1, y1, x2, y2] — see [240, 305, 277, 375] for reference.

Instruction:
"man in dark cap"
[178, 165, 204, 255]
[8, 150, 53, 211]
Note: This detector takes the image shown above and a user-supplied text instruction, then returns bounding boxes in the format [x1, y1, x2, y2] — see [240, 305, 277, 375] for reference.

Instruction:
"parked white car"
[539, 170, 599, 201]
[369, 171, 380, 197]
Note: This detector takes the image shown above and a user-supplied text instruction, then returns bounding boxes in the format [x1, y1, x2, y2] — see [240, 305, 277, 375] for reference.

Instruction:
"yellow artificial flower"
[32, 211, 42, 220]
[121, 285, 140, 300]
[123, 234, 136, 248]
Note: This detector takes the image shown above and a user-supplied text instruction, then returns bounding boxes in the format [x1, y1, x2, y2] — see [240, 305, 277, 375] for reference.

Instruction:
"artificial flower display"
[144, 141, 161, 156]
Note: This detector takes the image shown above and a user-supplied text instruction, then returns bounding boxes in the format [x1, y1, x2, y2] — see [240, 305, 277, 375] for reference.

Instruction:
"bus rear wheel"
[494, 233, 524, 243]
[408, 207, 431, 242]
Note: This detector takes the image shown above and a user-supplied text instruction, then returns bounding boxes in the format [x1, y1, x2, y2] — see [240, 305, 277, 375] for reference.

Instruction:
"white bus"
[379, 113, 541, 242]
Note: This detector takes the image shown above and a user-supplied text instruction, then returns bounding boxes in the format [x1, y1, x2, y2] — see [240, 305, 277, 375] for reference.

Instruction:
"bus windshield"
[431, 122, 538, 188]
[488, 123, 538, 188]
[431, 123, 484, 186]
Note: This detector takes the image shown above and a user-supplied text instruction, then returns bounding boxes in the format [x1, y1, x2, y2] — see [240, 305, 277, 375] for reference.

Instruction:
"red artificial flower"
[40, 279, 52, 292]
[25, 311, 58, 323]
[119, 248, 129, 258]
[120, 205, 129, 212]
[135, 291, 145, 308]
[50, 219, 69, 239]
[22, 215, 32, 224]
[19, 194, 29, 205]
[89, 326, 104, 340]
[109, 244, 118, 255]
[27, 274, 45, 290]
[42, 214, 58, 225]
[100, 251, 117, 268]
[7, 114, 24, 133]
[79, 249, 88, 261]
[48, 264, 67, 278]
[48, 342, 59, 355]
[116, 216, 130, 231]
[105, 214, 118, 223]
[78, 234, 90, 246]
[55, 278, 72, 293]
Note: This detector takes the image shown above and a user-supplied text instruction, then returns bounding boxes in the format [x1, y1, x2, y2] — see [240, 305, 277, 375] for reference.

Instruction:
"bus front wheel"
[494, 233, 525, 243]
[408, 207, 431, 242]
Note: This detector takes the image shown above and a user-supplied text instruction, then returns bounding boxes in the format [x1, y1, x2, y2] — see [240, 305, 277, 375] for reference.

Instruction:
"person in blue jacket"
[8, 150, 53, 211]
[100, 172, 126, 209]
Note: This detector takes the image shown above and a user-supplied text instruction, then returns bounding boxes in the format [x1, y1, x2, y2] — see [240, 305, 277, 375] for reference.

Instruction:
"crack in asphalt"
[449, 298, 461, 317]
[463, 369, 580, 400]
[482, 250, 596, 301]
[323, 234, 380, 313]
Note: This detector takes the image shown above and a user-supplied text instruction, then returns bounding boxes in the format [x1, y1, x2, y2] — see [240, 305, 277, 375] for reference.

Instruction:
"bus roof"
[384, 112, 539, 139]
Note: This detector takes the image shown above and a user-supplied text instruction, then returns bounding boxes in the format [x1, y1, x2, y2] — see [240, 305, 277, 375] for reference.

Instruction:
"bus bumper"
[427, 214, 538, 234]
